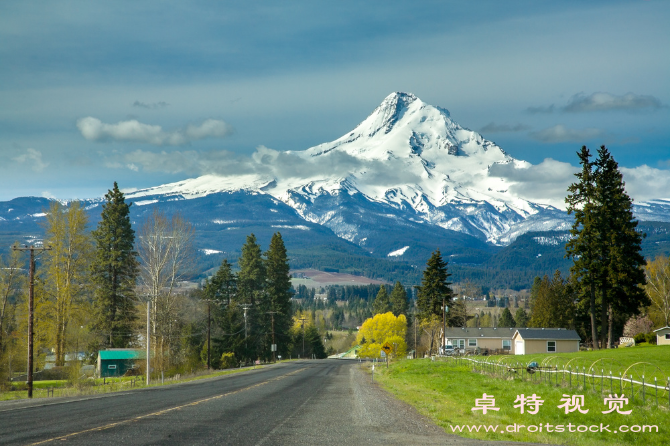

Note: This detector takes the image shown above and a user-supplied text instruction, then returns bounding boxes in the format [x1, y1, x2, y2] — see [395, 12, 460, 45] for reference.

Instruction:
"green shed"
[97, 349, 145, 377]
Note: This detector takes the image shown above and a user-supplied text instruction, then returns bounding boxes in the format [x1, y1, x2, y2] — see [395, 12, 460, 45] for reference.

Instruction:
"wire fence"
[441, 355, 670, 408]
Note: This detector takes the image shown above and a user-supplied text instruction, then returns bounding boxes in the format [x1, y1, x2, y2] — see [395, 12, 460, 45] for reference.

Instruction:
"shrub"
[220, 352, 237, 369]
[634, 333, 647, 344]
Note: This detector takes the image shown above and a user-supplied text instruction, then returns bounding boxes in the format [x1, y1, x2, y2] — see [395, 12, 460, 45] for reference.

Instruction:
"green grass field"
[371, 346, 670, 446]
[0, 365, 263, 401]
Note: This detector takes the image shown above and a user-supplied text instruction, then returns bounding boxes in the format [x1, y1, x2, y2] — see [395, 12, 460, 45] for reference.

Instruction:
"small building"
[444, 327, 517, 354]
[512, 328, 580, 355]
[653, 326, 670, 345]
[97, 349, 145, 377]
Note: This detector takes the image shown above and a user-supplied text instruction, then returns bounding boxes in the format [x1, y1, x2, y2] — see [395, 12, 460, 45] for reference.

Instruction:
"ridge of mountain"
[128, 92, 572, 246]
[2, 92, 670, 288]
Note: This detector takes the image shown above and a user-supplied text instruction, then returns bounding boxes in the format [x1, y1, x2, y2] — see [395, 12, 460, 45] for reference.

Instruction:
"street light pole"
[12, 243, 51, 399]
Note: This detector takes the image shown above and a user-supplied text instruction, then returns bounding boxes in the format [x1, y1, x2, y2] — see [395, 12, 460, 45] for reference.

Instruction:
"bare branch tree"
[137, 209, 196, 370]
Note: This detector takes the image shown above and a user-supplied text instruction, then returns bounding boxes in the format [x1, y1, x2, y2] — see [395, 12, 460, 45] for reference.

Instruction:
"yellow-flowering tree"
[355, 312, 407, 358]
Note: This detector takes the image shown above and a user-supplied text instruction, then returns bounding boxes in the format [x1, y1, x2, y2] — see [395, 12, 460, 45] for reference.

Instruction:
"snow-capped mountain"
[128, 92, 572, 250]
[2, 92, 670, 274]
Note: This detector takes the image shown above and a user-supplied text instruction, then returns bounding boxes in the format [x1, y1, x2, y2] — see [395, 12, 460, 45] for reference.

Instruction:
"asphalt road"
[0, 360, 538, 445]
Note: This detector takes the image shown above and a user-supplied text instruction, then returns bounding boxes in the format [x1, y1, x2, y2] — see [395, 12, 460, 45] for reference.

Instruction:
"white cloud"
[13, 148, 48, 172]
[76, 117, 233, 146]
[489, 159, 670, 208]
[563, 92, 664, 113]
[489, 159, 577, 209]
[106, 145, 423, 187]
[41, 191, 56, 199]
[529, 125, 604, 143]
[620, 165, 670, 202]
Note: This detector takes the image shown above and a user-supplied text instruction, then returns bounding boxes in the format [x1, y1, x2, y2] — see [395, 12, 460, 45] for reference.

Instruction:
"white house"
[653, 326, 670, 345]
[512, 328, 581, 355]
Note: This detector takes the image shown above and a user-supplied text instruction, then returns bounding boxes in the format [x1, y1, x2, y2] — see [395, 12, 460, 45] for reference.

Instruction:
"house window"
[456, 339, 465, 349]
[468, 339, 477, 347]
[547, 341, 556, 352]
[665, 333, 670, 340]
[108, 365, 117, 369]
[502, 340, 511, 351]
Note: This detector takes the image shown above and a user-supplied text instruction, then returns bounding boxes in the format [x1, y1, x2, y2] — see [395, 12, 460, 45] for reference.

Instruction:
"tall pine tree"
[372, 285, 391, 315]
[390, 281, 409, 317]
[566, 147, 601, 348]
[594, 146, 647, 347]
[90, 182, 138, 348]
[566, 146, 647, 348]
[416, 250, 453, 321]
[237, 234, 266, 360]
[265, 232, 293, 359]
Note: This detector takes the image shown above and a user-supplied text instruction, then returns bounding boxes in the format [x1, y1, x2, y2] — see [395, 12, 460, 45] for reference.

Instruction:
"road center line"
[29, 367, 308, 445]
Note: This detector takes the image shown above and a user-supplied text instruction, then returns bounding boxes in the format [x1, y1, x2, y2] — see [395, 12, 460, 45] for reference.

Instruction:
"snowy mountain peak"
[127, 92, 570, 246]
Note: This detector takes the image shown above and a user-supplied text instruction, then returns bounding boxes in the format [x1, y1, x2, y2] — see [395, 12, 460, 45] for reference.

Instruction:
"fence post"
[583, 367, 586, 391]
[631, 375, 634, 403]
[642, 375, 645, 405]
[569, 367, 571, 388]
[620, 373, 622, 395]
[610, 370, 613, 395]
[655, 377, 658, 407]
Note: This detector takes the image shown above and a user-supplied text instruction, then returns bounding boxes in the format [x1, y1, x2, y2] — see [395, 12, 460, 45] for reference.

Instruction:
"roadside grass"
[0, 363, 275, 402]
[371, 348, 670, 446]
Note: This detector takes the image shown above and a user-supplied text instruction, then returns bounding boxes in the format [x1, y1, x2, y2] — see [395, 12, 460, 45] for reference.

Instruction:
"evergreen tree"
[594, 146, 647, 347]
[529, 271, 576, 329]
[566, 146, 648, 348]
[514, 308, 529, 328]
[498, 307, 516, 327]
[205, 259, 237, 306]
[90, 182, 138, 348]
[415, 250, 453, 321]
[265, 232, 293, 359]
[566, 147, 602, 348]
[389, 281, 408, 316]
[372, 285, 391, 315]
[237, 234, 266, 360]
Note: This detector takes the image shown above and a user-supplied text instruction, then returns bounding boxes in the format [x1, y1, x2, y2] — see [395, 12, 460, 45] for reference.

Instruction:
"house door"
[515, 340, 524, 355]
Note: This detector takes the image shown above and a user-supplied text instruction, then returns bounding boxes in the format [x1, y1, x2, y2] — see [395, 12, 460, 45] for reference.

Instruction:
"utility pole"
[299, 317, 307, 358]
[146, 301, 150, 385]
[267, 311, 278, 362]
[207, 301, 211, 369]
[12, 243, 51, 399]
[240, 304, 252, 354]
[442, 297, 446, 354]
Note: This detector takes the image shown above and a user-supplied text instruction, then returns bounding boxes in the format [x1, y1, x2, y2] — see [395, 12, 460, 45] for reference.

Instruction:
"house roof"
[513, 329, 581, 341]
[98, 349, 145, 360]
[653, 326, 670, 333]
[444, 327, 517, 339]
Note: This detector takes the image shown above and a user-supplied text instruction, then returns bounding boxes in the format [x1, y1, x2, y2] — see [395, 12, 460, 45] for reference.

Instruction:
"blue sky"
[1, 1, 668, 202]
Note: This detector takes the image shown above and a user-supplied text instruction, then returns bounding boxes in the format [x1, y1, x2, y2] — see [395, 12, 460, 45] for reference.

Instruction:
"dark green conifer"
[415, 249, 453, 321]
[498, 307, 516, 328]
[237, 233, 266, 360]
[265, 232, 293, 358]
[566, 147, 601, 348]
[372, 285, 391, 315]
[90, 182, 138, 348]
[389, 281, 408, 316]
